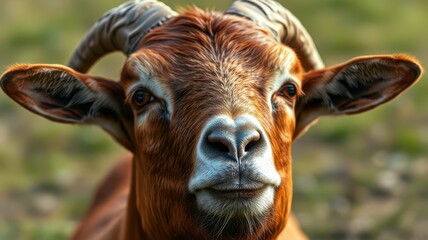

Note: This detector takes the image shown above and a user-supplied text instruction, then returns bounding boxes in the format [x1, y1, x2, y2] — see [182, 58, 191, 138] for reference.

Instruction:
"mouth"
[192, 181, 276, 218]
[205, 184, 268, 200]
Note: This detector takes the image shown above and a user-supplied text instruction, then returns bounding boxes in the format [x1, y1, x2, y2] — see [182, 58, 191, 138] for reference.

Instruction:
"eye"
[132, 89, 155, 107]
[278, 83, 298, 98]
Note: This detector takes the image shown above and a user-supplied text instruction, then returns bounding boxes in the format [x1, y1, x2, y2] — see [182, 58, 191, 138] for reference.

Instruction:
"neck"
[123, 156, 199, 239]
[123, 159, 147, 239]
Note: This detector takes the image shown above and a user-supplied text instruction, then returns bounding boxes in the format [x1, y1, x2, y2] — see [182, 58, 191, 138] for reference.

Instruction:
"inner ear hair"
[2, 65, 121, 122]
[303, 55, 422, 115]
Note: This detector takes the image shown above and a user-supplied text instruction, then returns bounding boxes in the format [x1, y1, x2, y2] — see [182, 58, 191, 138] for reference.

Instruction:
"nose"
[202, 116, 265, 160]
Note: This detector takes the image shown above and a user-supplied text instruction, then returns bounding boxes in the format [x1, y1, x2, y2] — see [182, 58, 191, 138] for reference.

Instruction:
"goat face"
[120, 10, 298, 237]
[0, 1, 422, 239]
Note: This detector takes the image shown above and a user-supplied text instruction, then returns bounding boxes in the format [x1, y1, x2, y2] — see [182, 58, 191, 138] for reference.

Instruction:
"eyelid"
[125, 86, 155, 105]
[281, 79, 304, 97]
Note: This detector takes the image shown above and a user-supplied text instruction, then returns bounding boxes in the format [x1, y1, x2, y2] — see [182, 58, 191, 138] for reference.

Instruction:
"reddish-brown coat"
[1, 6, 422, 240]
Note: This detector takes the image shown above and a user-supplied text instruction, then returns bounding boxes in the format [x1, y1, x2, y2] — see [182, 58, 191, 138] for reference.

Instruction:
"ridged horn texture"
[225, 0, 324, 71]
[68, 0, 177, 73]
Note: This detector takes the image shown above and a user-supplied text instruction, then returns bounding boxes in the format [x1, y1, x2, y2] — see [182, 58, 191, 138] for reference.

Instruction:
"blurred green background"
[0, 0, 427, 239]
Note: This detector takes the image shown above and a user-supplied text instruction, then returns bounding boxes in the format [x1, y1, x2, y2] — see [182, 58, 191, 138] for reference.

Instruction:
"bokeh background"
[0, 0, 427, 239]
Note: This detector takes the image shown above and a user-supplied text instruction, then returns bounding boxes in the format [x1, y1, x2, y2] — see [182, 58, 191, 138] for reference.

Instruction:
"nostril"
[244, 139, 258, 152]
[241, 131, 261, 154]
[207, 132, 233, 154]
[209, 140, 230, 153]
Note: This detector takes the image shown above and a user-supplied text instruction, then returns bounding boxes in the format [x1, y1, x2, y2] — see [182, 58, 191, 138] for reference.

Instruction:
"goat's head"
[0, 0, 422, 239]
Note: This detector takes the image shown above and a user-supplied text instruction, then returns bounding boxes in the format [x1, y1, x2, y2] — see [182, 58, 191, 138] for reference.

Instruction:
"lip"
[205, 184, 268, 200]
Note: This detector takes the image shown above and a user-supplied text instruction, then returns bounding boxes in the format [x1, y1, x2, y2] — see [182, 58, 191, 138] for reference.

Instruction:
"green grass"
[0, 0, 427, 239]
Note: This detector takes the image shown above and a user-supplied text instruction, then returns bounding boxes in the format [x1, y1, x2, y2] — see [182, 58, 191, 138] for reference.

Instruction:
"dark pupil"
[134, 91, 149, 104]
[285, 85, 296, 97]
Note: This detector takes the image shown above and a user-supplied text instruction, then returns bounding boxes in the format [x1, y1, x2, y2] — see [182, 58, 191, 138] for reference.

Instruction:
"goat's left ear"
[1, 64, 135, 151]
[294, 54, 422, 139]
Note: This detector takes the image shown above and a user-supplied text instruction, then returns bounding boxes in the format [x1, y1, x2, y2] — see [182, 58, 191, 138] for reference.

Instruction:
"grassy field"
[0, 0, 427, 239]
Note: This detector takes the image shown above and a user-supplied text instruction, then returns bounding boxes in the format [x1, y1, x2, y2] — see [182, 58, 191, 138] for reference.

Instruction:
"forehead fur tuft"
[134, 7, 289, 77]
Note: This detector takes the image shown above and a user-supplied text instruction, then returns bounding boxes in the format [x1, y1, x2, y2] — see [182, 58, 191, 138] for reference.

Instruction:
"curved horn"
[68, 0, 177, 73]
[225, 0, 324, 71]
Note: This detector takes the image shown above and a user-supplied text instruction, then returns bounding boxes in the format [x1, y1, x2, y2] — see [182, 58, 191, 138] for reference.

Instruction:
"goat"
[0, 0, 422, 239]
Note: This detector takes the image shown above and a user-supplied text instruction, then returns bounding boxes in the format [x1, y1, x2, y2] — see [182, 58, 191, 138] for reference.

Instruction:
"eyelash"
[278, 83, 298, 99]
[272, 82, 301, 110]
[128, 88, 157, 109]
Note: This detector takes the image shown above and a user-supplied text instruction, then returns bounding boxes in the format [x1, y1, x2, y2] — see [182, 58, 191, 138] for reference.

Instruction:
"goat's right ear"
[1, 64, 135, 151]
